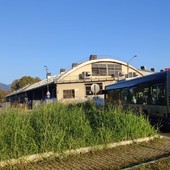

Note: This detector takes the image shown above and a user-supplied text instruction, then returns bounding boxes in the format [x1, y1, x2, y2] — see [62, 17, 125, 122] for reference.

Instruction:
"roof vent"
[141, 66, 146, 70]
[89, 55, 97, 60]
[151, 68, 156, 72]
[60, 68, 66, 74]
[72, 63, 78, 68]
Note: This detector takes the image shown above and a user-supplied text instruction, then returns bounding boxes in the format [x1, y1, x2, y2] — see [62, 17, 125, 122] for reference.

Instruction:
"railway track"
[2, 136, 170, 170]
[122, 154, 170, 170]
[122, 133, 170, 170]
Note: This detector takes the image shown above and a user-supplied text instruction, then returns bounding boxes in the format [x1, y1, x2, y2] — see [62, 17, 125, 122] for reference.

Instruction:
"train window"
[152, 83, 166, 105]
[135, 85, 151, 104]
[128, 87, 137, 104]
[143, 87, 151, 104]
[106, 90, 114, 104]
[106, 90, 120, 105]
[120, 88, 128, 104]
[136, 86, 144, 104]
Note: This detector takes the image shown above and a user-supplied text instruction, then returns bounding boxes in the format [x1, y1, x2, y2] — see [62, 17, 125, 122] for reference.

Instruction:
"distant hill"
[0, 82, 11, 91]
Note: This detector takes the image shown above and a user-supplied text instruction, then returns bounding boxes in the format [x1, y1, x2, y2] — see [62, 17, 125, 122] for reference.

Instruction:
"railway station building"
[6, 55, 153, 108]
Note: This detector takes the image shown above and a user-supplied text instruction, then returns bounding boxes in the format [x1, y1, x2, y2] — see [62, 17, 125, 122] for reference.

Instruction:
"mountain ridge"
[0, 82, 11, 91]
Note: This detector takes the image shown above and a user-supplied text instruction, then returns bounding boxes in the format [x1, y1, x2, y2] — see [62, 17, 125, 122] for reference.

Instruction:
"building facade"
[6, 55, 151, 107]
[55, 55, 143, 102]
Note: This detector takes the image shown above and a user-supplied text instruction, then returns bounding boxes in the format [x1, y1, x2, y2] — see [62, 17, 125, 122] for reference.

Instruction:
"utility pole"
[44, 66, 50, 99]
[127, 55, 138, 78]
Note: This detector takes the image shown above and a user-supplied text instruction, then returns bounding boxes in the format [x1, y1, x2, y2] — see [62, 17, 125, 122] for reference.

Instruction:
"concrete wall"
[57, 83, 85, 101]
[56, 60, 143, 102]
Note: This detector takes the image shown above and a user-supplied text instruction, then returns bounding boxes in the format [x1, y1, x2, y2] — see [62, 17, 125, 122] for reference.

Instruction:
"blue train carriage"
[104, 70, 170, 129]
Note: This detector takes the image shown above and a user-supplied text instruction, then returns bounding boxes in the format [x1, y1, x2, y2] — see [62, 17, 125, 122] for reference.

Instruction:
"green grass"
[0, 101, 157, 161]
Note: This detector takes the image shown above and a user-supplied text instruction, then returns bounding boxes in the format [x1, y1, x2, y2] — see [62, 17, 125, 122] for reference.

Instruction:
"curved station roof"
[6, 55, 153, 99]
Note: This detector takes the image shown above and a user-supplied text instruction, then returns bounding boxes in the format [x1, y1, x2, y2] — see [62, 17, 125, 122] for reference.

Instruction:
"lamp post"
[127, 55, 138, 78]
[44, 66, 50, 99]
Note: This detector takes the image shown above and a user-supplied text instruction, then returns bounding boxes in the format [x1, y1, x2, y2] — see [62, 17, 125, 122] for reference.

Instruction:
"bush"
[0, 101, 157, 161]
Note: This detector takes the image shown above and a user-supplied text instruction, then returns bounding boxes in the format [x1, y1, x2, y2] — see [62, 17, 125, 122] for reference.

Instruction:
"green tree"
[11, 76, 41, 91]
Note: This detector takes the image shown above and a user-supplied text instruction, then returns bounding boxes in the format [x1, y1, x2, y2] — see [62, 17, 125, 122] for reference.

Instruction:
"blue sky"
[0, 0, 170, 84]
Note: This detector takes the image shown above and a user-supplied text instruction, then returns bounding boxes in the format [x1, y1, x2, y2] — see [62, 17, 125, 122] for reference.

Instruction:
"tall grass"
[0, 101, 157, 161]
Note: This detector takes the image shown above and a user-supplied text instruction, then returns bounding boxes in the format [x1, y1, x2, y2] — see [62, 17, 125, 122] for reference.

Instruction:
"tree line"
[0, 76, 41, 104]
[11, 76, 41, 91]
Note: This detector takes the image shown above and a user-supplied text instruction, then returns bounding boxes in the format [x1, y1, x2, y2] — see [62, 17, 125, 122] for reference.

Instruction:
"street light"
[44, 66, 50, 99]
[127, 55, 138, 78]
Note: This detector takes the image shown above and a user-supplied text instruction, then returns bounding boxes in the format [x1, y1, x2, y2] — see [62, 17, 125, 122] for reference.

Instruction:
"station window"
[92, 64, 107, 76]
[63, 89, 75, 99]
[108, 64, 122, 76]
[85, 83, 103, 95]
[92, 63, 122, 77]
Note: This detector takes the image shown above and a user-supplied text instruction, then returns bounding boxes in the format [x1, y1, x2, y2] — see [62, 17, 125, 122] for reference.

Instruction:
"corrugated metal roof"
[6, 76, 57, 97]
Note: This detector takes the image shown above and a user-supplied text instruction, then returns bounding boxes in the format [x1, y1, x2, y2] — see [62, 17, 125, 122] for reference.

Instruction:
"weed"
[0, 101, 157, 161]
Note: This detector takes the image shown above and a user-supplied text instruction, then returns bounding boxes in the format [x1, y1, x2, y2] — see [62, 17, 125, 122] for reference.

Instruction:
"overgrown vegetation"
[0, 101, 157, 161]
